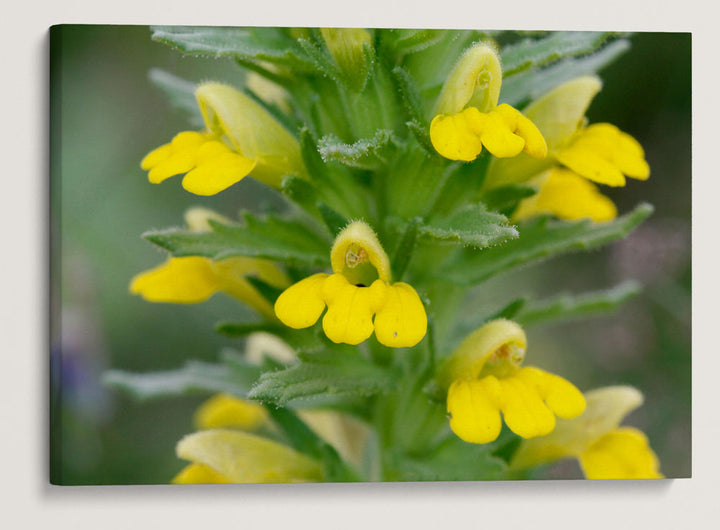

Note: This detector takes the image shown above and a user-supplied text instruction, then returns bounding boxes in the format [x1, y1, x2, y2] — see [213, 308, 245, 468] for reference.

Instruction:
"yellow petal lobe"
[447, 378, 503, 444]
[172, 463, 232, 484]
[274, 273, 329, 329]
[322, 275, 387, 345]
[430, 110, 485, 162]
[517, 366, 586, 419]
[193, 393, 269, 431]
[513, 168, 618, 223]
[579, 427, 664, 479]
[129, 257, 220, 303]
[497, 372, 556, 439]
[480, 110, 525, 158]
[374, 282, 427, 347]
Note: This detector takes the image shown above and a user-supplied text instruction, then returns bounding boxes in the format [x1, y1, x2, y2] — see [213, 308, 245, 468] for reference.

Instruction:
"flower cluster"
[123, 28, 665, 484]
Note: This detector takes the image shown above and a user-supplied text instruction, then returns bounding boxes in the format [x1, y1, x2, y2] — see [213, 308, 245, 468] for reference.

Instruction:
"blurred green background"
[49, 26, 691, 484]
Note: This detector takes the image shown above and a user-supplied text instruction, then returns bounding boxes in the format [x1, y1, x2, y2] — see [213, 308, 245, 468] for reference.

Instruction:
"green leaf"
[501, 31, 617, 77]
[147, 68, 203, 127]
[391, 66, 433, 151]
[143, 211, 331, 267]
[386, 437, 506, 481]
[280, 175, 320, 217]
[296, 36, 342, 82]
[150, 26, 315, 73]
[501, 39, 631, 107]
[248, 350, 395, 406]
[516, 280, 642, 327]
[317, 129, 397, 170]
[391, 217, 420, 281]
[103, 360, 260, 401]
[317, 203, 348, 237]
[384, 29, 450, 57]
[487, 297, 528, 322]
[420, 203, 519, 248]
[445, 203, 653, 285]
[264, 406, 361, 482]
[480, 184, 538, 213]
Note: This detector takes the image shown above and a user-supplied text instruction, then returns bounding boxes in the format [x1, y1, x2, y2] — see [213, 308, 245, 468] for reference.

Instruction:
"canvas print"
[50, 26, 690, 484]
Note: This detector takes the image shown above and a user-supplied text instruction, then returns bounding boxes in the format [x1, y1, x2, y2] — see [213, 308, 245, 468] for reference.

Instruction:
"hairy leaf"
[150, 26, 314, 72]
[501, 39, 631, 107]
[501, 31, 618, 77]
[147, 68, 203, 127]
[143, 211, 331, 266]
[445, 203, 653, 284]
[420, 203, 519, 248]
[103, 360, 260, 401]
[248, 350, 395, 406]
[317, 130, 397, 170]
[516, 280, 642, 326]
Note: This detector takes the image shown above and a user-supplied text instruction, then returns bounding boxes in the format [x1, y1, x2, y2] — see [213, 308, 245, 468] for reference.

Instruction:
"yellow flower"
[193, 393, 270, 432]
[274, 221, 427, 347]
[172, 429, 324, 484]
[512, 167, 617, 223]
[141, 82, 306, 195]
[486, 76, 650, 221]
[511, 386, 663, 479]
[437, 320, 585, 444]
[429, 43, 547, 162]
[129, 208, 289, 320]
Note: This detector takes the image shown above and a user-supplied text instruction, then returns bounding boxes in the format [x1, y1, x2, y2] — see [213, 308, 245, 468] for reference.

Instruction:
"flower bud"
[320, 28, 373, 88]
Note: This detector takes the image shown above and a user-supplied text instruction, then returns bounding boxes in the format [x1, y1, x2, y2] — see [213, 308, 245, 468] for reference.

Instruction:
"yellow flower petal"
[322, 275, 387, 345]
[576, 123, 650, 180]
[429, 109, 485, 162]
[579, 427, 664, 479]
[140, 142, 173, 171]
[181, 151, 257, 195]
[495, 104, 548, 159]
[193, 393, 269, 431]
[517, 366, 586, 419]
[373, 282, 427, 347]
[511, 386, 645, 470]
[274, 273, 329, 329]
[480, 110, 526, 158]
[483, 76, 602, 189]
[176, 429, 323, 483]
[447, 378, 503, 444]
[497, 373, 556, 439]
[555, 144, 627, 187]
[129, 257, 220, 303]
[172, 463, 232, 484]
[513, 168, 618, 222]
